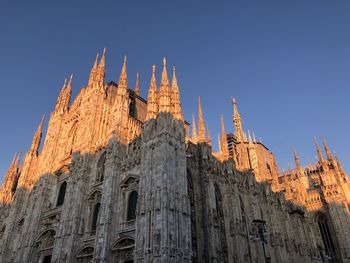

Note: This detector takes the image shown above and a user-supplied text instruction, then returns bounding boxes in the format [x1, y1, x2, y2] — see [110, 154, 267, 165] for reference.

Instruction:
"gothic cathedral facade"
[0, 50, 350, 263]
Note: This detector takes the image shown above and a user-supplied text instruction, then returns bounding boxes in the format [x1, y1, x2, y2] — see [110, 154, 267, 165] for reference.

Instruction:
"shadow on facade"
[0, 136, 349, 263]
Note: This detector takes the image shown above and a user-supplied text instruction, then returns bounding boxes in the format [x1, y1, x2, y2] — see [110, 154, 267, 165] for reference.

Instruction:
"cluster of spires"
[4, 49, 346, 181]
[190, 96, 258, 158]
[290, 137, 344, 175]
[146, 58, 183, 121]
[86, 49, 183, 121]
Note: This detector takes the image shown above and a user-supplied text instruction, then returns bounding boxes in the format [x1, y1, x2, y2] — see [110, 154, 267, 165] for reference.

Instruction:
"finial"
[232, 97, 236, 105]
[94, 53, 99, 67]
[124, 55, 127, 63]
[152, 64, 156, 74]
[248, 130, 252, 143]
[322, 137, 333, 160]
[67, 74, 73, 87]
[163, 57, 166, 67]
[173, 66, 176, 74]
[102, 47, 106, 56]
[41, 114, 45, 124]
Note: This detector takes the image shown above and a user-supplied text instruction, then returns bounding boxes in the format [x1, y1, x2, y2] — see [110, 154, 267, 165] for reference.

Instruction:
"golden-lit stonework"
[0, 49, 349, 263]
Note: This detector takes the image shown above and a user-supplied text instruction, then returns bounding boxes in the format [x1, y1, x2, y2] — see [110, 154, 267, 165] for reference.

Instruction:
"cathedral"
[0, 49, 350, 263]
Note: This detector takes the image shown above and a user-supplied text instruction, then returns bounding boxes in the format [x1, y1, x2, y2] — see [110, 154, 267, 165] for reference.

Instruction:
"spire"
[7, 152, 20, 173]
[292, 145, 302, 172]
[248, 130, 253, 144]
[118, 55, 128, 91]
[30, 115, 45, 155]
[99, 48, 106, 69]
[158, 57, 171, 112]
[96, 48, 106, 86]
[88, 53, 99, 87]
[170, 66, 182, 120]
[1, 151, 21, 203]
[218, 134, 222, 152]
[206, 126, 212, 146]
[197, 96, 206, 142]
[314, 137, 324, 163]
[220, 114, 229, 159]
[252, 131, 257, 143]
[135, 72, 140, 96]
[323, 138, 333, 160]
[191, 113, 198, 143]
[65, 74, 73, 105]
[232, 98, 244, 142]
[146, 65, 158, 120]
[55, 76, 72, 113]
[67, 74, 73, 89]
[334, 151, 345, 174]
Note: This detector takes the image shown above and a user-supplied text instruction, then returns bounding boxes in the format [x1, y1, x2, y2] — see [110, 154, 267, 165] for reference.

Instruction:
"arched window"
[126, 191, 138, 221]
[317, 213, 337, 260]
[91, 202, 101, 231]
[56, 181, 67, 207]
[96, 153, 106, 182]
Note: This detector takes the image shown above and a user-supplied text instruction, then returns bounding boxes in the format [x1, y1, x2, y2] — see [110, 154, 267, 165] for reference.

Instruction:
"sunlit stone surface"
[0, 50, 349, 263]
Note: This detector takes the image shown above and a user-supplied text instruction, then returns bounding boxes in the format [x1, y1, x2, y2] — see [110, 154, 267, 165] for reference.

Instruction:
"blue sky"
[1, 0, 350, 181]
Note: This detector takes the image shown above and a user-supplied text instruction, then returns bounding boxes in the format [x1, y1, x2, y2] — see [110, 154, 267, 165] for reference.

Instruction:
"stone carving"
[0, 50, 349, 263]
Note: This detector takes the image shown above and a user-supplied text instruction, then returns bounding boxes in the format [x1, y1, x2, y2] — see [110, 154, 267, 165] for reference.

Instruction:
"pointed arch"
[35, 228, 56, 250]
[112, 237, 135, 250]
[76, 245, 94, 263]
[111, 237, 135, 262]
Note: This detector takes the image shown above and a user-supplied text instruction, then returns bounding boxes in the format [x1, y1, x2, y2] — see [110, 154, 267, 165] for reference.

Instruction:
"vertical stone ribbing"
[135, 113, 191, 262]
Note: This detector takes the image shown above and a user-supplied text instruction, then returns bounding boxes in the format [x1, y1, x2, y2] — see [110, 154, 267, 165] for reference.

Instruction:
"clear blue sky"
[1, 0, 350, 181]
